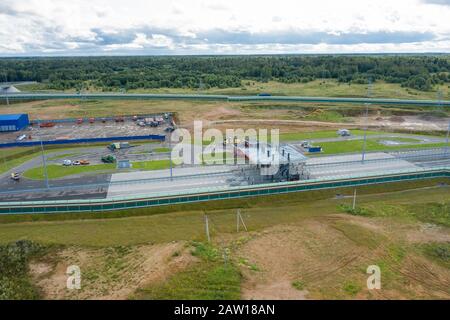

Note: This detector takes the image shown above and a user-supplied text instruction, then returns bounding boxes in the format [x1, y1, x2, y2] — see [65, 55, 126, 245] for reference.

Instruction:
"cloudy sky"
[0, 0, 449, 56]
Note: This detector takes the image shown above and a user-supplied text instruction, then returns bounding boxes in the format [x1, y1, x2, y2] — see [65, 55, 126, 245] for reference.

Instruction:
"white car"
[73, 161, 81, 166]
[62, 160, 72, 166]
[337, 129, 351, 137]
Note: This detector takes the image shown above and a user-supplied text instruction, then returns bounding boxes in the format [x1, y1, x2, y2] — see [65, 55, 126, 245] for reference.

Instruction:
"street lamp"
[361, 79, 372, 163]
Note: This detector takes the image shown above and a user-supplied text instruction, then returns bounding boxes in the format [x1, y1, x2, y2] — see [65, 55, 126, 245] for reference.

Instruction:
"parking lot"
[0, 114, 171, 143]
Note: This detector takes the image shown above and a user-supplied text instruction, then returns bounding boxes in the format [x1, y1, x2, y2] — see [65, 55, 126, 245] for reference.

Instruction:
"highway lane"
[1, 147, 449, 202]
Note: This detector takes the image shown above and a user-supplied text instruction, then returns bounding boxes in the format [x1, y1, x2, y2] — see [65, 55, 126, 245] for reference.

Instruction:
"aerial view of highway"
[0, 0, 449, 314]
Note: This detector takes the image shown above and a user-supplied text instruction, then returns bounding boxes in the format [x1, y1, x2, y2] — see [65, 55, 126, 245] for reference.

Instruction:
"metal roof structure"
[0, 85, 20, 93]
[0, 114, 25, 121]
[237, 142, 308, 165]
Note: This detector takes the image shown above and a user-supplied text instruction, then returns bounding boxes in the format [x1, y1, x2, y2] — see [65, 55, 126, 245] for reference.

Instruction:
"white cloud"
[0, 0, 449, 55]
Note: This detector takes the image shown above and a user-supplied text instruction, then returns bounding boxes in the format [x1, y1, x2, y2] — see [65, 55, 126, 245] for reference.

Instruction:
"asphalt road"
[1, 137, 449, 202]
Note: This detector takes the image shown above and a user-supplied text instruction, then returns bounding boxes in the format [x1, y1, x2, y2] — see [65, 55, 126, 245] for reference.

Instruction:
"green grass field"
[318, 140, 447, 155]
[22, 159, 174, 180]
[23, 163, 116, 179]
[0, 143, 113, 174]
[127, 79, 450, 100]
[132, 242, 241, 300]
[17, 79, 450, 100]
[279, 129, 381, 141]
[0, 179, 447, 247]
[152, 147, 170, 153]
[131, 159, 173, 170]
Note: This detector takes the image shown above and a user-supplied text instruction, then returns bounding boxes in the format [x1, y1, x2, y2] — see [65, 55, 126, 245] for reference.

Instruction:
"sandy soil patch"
[30, 241, 196, 300]
[236, 215, 450, 299]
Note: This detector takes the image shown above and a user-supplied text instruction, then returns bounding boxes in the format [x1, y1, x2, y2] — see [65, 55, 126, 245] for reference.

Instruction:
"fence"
[0, 134, 165, 149]
[1, 93, 449, 107]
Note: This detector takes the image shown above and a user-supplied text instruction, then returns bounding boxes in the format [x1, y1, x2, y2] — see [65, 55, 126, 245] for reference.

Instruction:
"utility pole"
[437, 90, 449, 156]
[361, 78, 372, 163]
[236, 209, 248, 232]
[1, 149, 7, 171]
[237, 210, 240, 232]
[446, 121, 450, 156]
[204, 214, 210, 242]
[3, 73, 9, 105]
[169, 131, 173, 181]
[352, 189, 357, 210]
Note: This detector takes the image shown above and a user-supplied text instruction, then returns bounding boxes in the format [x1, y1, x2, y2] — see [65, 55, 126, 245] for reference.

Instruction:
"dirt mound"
[389, 116, 405, 123]
[203, 106, 242, 121]
[29, 241, 196, 300]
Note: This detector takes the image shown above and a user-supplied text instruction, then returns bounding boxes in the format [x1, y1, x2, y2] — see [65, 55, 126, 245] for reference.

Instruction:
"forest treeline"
[0, 55, 449, 91]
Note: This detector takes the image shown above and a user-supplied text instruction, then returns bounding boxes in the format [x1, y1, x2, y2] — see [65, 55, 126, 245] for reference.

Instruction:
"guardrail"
[0, 166, 448, 214]
[1, 93, 449, 107]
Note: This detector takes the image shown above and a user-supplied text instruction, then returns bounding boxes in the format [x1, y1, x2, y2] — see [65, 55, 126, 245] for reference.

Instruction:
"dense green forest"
[0, 55, 449, 92]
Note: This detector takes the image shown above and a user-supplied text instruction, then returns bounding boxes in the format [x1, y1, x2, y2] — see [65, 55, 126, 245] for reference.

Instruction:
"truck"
[108, 142, 130, 151]
[306, 146, 322, 153]
[101, 155, 116, 163]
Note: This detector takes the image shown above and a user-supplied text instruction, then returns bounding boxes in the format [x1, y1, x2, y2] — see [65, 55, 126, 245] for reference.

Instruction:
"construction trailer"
[0, 114, 30, 132]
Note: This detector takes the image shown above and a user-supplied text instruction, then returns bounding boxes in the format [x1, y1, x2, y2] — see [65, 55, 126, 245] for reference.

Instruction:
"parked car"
[337, 129, 351, 137]
[301, 141, 311, 148]
[62, 159, 72, 166]
[16, 134, 27, 142]
[73, 160, 81, 166]
[79, 160, 90, 165]
[10, 172, 20, 181]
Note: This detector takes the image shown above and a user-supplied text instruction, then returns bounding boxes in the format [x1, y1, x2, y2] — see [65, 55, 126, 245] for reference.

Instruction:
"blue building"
[0, 114, 30, 132]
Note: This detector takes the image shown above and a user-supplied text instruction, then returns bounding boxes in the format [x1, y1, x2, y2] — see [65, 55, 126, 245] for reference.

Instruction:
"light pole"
[40, 140, 49, 189]
[3, 73, 8, 105]
[437, 90, 449, 156]
[168, 130, 173, 181]
[36, 118, 49, 188]
[361, 79, 372, 163]
[446, 120, 450, 155]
